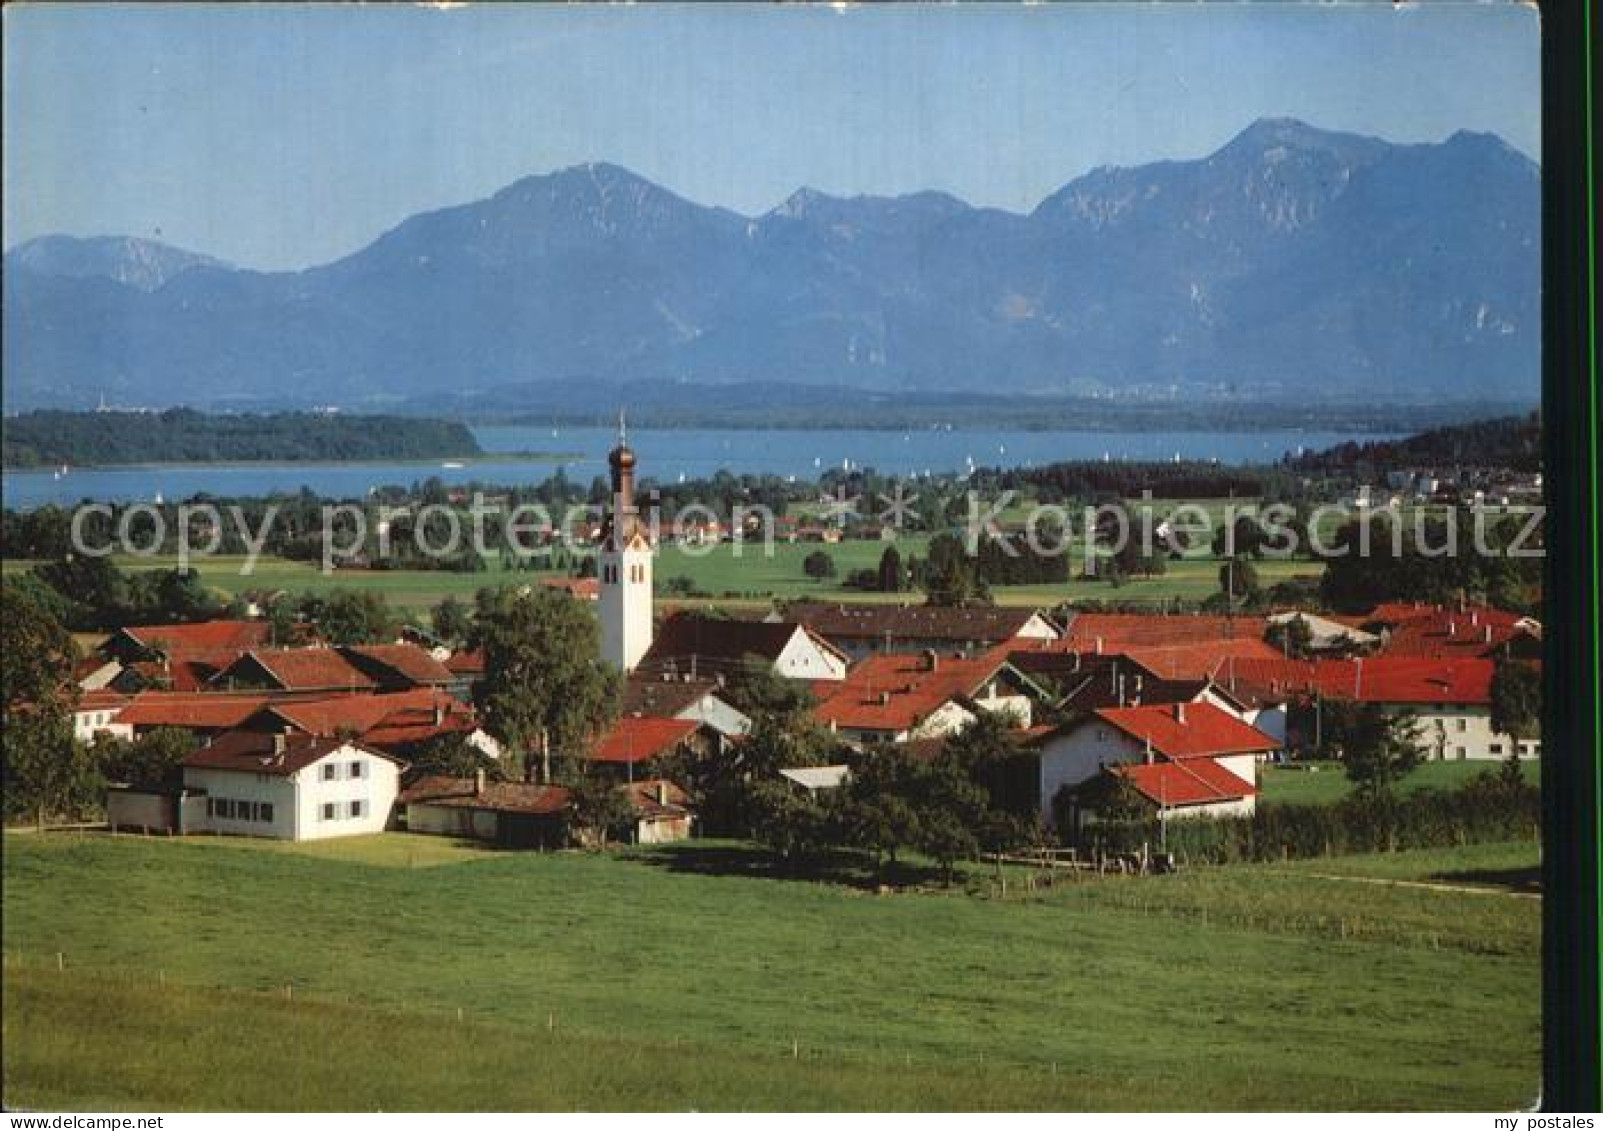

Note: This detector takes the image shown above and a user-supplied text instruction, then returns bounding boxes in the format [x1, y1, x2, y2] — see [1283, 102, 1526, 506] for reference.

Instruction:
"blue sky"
[3, 2, 1540, 271]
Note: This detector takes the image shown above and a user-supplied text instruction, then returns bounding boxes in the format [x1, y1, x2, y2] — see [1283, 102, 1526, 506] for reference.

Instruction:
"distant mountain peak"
[6, 234, 227, 291]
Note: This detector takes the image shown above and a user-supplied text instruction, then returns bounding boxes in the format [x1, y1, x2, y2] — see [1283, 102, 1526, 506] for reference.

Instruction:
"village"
[31, 430, 1540, 867]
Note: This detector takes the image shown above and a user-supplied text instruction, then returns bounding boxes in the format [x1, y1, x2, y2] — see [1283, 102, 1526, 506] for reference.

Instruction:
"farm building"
[1030, 700, 1280, 826]
[814, 646, 1049, 745]
[590, 716, 723, 778]
[397, 773, 571, 848]
[107, 732, 404, 840]
[620, 673, 752, 739]
[636, 613, 848, 684]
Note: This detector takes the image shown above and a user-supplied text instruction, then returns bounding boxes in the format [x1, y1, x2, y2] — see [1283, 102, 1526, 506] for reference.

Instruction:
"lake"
[1, 425, 1396, 510]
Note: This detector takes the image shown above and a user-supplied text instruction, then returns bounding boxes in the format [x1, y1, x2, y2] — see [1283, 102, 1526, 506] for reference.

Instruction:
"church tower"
[599, 414, 654, 672]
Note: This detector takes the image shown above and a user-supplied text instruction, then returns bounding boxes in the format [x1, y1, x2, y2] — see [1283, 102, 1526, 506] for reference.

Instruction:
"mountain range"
[2, 118, 1539, 412]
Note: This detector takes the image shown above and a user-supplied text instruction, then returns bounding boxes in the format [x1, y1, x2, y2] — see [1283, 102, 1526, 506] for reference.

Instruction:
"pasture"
[1259, 759, 1541, 807]
[2, 832, 1539, 1111]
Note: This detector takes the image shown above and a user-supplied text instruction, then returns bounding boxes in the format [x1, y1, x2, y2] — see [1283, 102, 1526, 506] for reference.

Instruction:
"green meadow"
[1260, 759, 1541, 808]
[2, 833, 1539, 1110]
[3, 543, 1324, 617]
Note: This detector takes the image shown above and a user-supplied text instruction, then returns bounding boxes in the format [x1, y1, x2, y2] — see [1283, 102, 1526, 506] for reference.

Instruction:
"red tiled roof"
[1121, 638, 1282, 681]
[1213, 657, 1496, 707]
[446, 649, 485, 675]
[117, 692, 276, 730]
[642, 614, 825, 669]
[258, 689, 476, 747]
[783, 601, 1058, 643]
[398, 775, 569, 815]
[117, 621, 271, 653]
[539, 577, 600, 601]
[75, 689, 130, 714]
[1374, 609, 1535, 660]
[1094, 701, 1280, 759]
[621, 674, 731, 719]
[183, 731, 397, 776]
[124, 652, 242, 692]
[212, 649, 378, 692]
[339, 644, 456, 686]
[1057, 613, 1267, 651]
[815, 646, 1016, 733]
[1117, 758, 1256, 807]
[591, 717, 701, 764]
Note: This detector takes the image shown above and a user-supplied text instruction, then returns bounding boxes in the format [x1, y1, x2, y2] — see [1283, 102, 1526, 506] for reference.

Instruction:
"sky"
[3, 2, 1541, 272]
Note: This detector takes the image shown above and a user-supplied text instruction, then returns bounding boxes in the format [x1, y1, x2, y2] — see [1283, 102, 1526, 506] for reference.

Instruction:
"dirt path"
[1303, 872, 1541, 899]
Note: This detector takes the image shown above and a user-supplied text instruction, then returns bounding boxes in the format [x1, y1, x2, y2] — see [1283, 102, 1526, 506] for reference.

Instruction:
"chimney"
[474, 768, 486, 797]
[1095, 636, 1104, 655]
[272, 732, 287, 755]
[1174, 702, 1186, 724]
[1470, 610, 1479, 627]
[1484, 624, 1493, 644]
[433, 703, 445, 727]
[924, 648, 939, 672]
[1448, 620, 1457, 637]
[879, 690, 892, 706]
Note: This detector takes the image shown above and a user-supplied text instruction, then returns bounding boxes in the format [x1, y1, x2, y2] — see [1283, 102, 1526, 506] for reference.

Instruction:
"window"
[349, 799, 367, 819]
[258, 803, 274, 823]
[1455, 746, 1467, 759]
[349, 760, 364, 779]
[1456, 718, 1468, 732]
[237, 801, 255, 822]
[1488, 743, 1503, 755]
[321, 764, 337, 782]
[322, 802, 337, 821]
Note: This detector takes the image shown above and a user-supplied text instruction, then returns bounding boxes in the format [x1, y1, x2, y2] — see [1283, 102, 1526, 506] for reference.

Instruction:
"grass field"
[3, 543, 1324, 618]
[1260, 759, 1541, 807]
[2, 832, 1539, 1110]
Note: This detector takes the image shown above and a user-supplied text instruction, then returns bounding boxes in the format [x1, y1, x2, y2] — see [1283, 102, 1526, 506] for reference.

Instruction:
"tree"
[404, 733, 503, 782]
[1218, 555, 1261, 608]
[745, 777, 835, 868]
[304, 590, 395, 645]
[562, 766, 636, 848]
[876, 545, 904, 593]
[1, 583, 89, 827]
[33, 555, 128, 627]
[802, 550, 837, 580]
[1339, 702, 1422, 803]
[1489, 658, 1541, 743]
[431, 595, 473, 646]
[97, 726, 194, 788]
[474, 587, 621, 782]
[147, 567, 223, 623]
[1266, 614, 1316, 659]
[921, 533, 986, 606]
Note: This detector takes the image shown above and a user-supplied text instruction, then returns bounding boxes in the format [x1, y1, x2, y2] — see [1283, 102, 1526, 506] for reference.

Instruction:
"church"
[599, 420, 654, 672]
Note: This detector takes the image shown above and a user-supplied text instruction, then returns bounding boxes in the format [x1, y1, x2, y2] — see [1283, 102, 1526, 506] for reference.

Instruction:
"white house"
[176, 732, 405, 840]
[814, 648, 1047, 745]
[1029, 701, 1280, 826]
[73, 690, 133, 743]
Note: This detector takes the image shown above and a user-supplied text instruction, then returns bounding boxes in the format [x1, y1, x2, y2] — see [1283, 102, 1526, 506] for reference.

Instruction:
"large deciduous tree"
[474, 587, 620, 782]
[2, 583, 94, 827]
